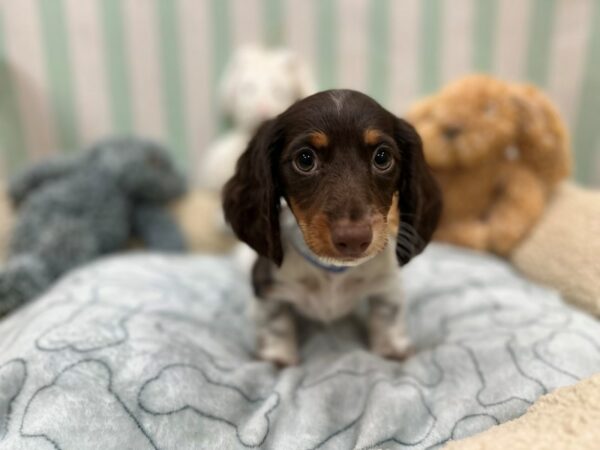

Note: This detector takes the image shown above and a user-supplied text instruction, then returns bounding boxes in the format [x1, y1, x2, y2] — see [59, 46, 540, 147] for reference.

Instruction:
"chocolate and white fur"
[223, 90, 442, 365]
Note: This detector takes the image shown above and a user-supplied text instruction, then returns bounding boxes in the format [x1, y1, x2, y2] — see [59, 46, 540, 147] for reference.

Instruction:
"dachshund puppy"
[223, 90, 441, 365]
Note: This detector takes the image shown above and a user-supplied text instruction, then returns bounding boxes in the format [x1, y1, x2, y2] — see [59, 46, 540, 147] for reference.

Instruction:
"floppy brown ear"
[394, 118, 443, 265]
[510, 83, 572, 186]
[222, 119, 284, 265]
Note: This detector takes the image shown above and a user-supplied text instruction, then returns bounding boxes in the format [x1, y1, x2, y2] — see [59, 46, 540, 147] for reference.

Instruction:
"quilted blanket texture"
[1, 245, 599, 449]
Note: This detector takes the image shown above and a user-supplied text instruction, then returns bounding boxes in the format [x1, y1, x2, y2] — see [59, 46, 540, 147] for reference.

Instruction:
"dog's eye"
[372, 147, 394, 172]
[293, 148, 318, 173]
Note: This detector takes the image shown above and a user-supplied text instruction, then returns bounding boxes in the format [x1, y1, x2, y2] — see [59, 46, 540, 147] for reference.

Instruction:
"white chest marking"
[268, 242, 401, 323]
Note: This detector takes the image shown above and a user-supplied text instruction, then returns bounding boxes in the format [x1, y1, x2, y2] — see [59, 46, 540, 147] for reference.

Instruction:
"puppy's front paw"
[257, 334, 299, 367]
[370, 332, 413, 361]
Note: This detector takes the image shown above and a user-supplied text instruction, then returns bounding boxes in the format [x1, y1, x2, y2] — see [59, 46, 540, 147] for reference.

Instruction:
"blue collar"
[290, 240, 350, 274]
[283, 207, 350, 274]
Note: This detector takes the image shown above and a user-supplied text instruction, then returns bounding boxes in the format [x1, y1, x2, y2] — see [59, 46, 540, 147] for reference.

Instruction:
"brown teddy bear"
[407, 74, 572, 256]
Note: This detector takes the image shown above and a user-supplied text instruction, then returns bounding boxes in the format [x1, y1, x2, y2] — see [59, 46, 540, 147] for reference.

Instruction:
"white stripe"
[389, 0, 420, 114]
[337, 0, 369, 92]
[595, 140, 600, 186]
[179, 0, 214, 182]
[231, 0, 262, 49]
[283, 0, 317, 85]
[3, 0, 58, 159]
[546, 0, 595, 127]
[494, 0, 533, 81]
[63, 0, 111, 145]
[123, 0, 166, 143]
[441, 0, 474, 83]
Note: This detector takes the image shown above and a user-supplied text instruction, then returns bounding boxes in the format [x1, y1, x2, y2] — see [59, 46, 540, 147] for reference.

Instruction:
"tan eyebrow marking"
[364, 128, 383, 146]
[309, 131, 329, 149]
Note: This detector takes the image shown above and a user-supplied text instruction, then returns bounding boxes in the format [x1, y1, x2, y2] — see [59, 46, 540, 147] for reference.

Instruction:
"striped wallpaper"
[0, 0, 598, 186]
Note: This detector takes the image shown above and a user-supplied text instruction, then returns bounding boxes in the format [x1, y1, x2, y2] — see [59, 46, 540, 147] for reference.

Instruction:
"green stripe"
[368, 0, 390, 105]
[472, 0, 498, 72]
[317, 0, 336, 90]
[263, 0, 284, 46]
[100, 0, 133, 134]
[38, 0, 79, 151]
[210, 0, 231, 133]
[525, 0, 557, 86]
[420, 0, 443, 94]
[0, 11, 27, 173]
[574, 0, 600, 185]
[156, 0, 188, 168]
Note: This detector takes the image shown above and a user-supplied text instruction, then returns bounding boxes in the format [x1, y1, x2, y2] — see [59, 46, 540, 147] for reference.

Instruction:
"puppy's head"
[223, 89, 442, 266]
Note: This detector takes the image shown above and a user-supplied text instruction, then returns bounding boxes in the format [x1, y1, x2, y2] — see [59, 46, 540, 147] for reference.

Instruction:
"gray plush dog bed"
[1, 244, 599, 449]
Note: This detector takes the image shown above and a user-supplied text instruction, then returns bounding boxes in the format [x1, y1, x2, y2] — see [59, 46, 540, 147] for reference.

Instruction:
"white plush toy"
[199, 45, 316, 191]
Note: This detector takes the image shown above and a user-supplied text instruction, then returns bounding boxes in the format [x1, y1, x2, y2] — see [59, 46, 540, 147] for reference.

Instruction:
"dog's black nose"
[443, 125, 461, 139]
[331, 221, 373, 257]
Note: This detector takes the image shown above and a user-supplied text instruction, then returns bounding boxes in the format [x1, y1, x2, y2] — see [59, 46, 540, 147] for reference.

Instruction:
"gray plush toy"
[0, 137, 187, 316]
